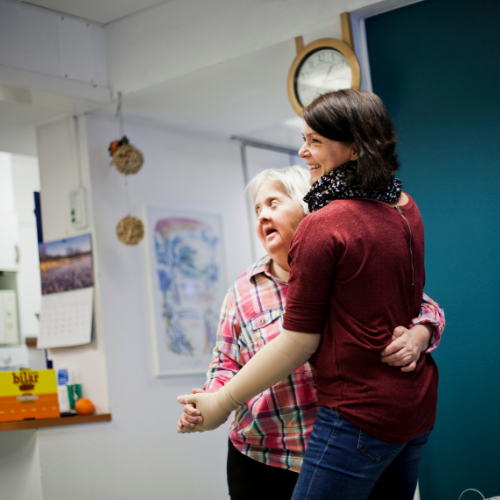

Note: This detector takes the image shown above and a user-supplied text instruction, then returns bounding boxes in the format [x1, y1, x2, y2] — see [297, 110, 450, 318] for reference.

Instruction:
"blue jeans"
[291, 407, 432, 500]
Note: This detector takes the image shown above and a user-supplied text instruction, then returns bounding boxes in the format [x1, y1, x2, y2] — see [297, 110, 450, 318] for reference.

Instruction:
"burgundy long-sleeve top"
[283, 195, 438, 443]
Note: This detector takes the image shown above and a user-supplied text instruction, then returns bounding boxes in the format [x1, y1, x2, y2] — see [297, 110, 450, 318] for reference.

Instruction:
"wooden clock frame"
[287, 37, 361, 117]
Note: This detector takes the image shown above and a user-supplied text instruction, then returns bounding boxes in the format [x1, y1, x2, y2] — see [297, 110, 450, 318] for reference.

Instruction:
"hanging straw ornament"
[113, 92, 145, 245]
[116, 215, 144, 246]
[112, 144, 144, 175]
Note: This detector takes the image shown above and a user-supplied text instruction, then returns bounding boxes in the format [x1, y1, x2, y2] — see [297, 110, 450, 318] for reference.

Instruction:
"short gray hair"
[246, 165, 310, 214]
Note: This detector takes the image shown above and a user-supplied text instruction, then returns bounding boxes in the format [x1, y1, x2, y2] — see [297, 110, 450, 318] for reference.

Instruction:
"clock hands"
[323, 65, 333, 83]
[322, 64, 340, 84]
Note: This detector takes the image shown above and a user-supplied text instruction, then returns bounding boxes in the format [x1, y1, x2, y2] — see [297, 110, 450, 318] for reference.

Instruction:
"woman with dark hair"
[178, 90, 438, 500]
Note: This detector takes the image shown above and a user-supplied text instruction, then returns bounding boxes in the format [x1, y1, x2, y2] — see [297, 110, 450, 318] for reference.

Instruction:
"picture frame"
[141, 205, 226, 376]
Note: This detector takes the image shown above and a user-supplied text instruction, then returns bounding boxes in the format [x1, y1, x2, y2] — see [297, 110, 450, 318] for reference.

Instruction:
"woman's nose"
[298, 143, 308, 158]
[258, 207, 269, 222]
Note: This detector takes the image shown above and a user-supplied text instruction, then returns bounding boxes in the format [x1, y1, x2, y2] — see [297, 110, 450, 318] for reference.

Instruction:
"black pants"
[227, 439, 299, 500]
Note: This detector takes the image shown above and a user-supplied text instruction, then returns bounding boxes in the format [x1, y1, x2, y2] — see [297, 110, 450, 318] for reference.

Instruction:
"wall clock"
[287, 37, 361, 116]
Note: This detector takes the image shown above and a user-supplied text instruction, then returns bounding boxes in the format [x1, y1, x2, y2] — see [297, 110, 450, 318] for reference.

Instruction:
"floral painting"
[142, 206, 225, 376]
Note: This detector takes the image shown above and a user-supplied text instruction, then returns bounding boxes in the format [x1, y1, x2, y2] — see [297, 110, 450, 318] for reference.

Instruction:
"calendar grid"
[38, 287, 93, 349]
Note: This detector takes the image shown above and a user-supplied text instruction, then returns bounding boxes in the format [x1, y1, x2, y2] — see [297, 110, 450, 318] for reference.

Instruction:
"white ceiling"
[99, 12, 353, 150]
[106, 37, 307, 149]
[20, 0, 175, 24]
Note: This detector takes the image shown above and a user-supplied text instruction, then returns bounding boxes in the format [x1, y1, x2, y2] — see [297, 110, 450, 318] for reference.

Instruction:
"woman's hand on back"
[380, 324, 432, 372]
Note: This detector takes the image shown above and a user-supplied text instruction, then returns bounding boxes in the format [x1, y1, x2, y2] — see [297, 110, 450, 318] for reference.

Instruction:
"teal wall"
[366, 1, 500, 499]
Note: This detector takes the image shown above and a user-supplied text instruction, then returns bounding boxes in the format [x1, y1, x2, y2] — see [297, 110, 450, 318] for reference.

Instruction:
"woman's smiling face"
[254, 181, 305, 263]
[298, 122, 358, 186]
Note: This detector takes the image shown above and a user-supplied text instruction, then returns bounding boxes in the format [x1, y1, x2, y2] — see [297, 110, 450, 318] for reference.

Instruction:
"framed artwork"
[142, 205, 226, 376]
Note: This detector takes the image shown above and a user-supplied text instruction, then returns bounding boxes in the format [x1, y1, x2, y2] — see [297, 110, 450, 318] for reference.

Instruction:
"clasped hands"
[177, 324, 432, 433]
[177, 385, 240, 434]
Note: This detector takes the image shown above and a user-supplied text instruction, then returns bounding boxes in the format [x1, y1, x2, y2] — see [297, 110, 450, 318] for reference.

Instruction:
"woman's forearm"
[225, 329, 321, 405]
[183, 330, 320, 431]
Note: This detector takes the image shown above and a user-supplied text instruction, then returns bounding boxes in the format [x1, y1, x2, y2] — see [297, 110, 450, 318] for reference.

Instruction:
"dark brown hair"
[303, 90, 399, 191]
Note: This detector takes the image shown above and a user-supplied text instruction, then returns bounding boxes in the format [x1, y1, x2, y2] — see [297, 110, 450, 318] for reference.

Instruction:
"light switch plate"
[69, 188, 87, 229]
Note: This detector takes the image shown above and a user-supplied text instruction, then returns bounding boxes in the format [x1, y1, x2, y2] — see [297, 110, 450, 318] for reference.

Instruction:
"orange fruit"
[75, 398, 95, 415]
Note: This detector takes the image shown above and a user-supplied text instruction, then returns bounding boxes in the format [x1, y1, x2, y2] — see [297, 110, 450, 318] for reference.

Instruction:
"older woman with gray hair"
[177, 166, 444, 500]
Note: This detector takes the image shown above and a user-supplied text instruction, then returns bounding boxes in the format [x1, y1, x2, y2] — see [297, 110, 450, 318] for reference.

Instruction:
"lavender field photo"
[39, 234, 94, 295]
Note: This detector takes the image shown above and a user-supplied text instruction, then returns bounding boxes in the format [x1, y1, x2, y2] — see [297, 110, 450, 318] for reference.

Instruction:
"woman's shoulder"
[321, 194, 418, 213]
[301, 200, 362, 225]
[398, 193, 418, 212]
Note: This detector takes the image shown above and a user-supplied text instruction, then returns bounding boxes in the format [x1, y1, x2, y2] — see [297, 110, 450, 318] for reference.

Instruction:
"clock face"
[294, 48, 353, 107]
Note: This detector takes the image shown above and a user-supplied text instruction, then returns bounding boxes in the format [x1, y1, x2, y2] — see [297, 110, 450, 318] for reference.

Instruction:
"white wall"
[0, 430, 42, 500]
[36, 116, 111, 418]
[32, 113, 254, 500]
[36, 117, 81, 242]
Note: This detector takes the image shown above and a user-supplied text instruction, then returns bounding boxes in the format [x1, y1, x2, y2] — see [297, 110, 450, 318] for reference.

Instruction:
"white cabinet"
[0, 213, 19, 271]
[0, 152, 20, 271]
[0, 290, 19, 344]
[0, 345, 29, 369]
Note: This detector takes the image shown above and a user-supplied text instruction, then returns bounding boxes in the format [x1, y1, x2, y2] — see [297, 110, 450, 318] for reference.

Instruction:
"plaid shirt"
[204, 256, 445, 472]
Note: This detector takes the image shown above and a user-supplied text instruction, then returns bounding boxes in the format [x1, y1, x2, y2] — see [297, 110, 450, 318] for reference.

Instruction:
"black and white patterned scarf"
[303, 161, 403, 213]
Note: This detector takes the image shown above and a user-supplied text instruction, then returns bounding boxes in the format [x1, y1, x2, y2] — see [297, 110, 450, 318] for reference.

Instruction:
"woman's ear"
[350, 143, 359, 161]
